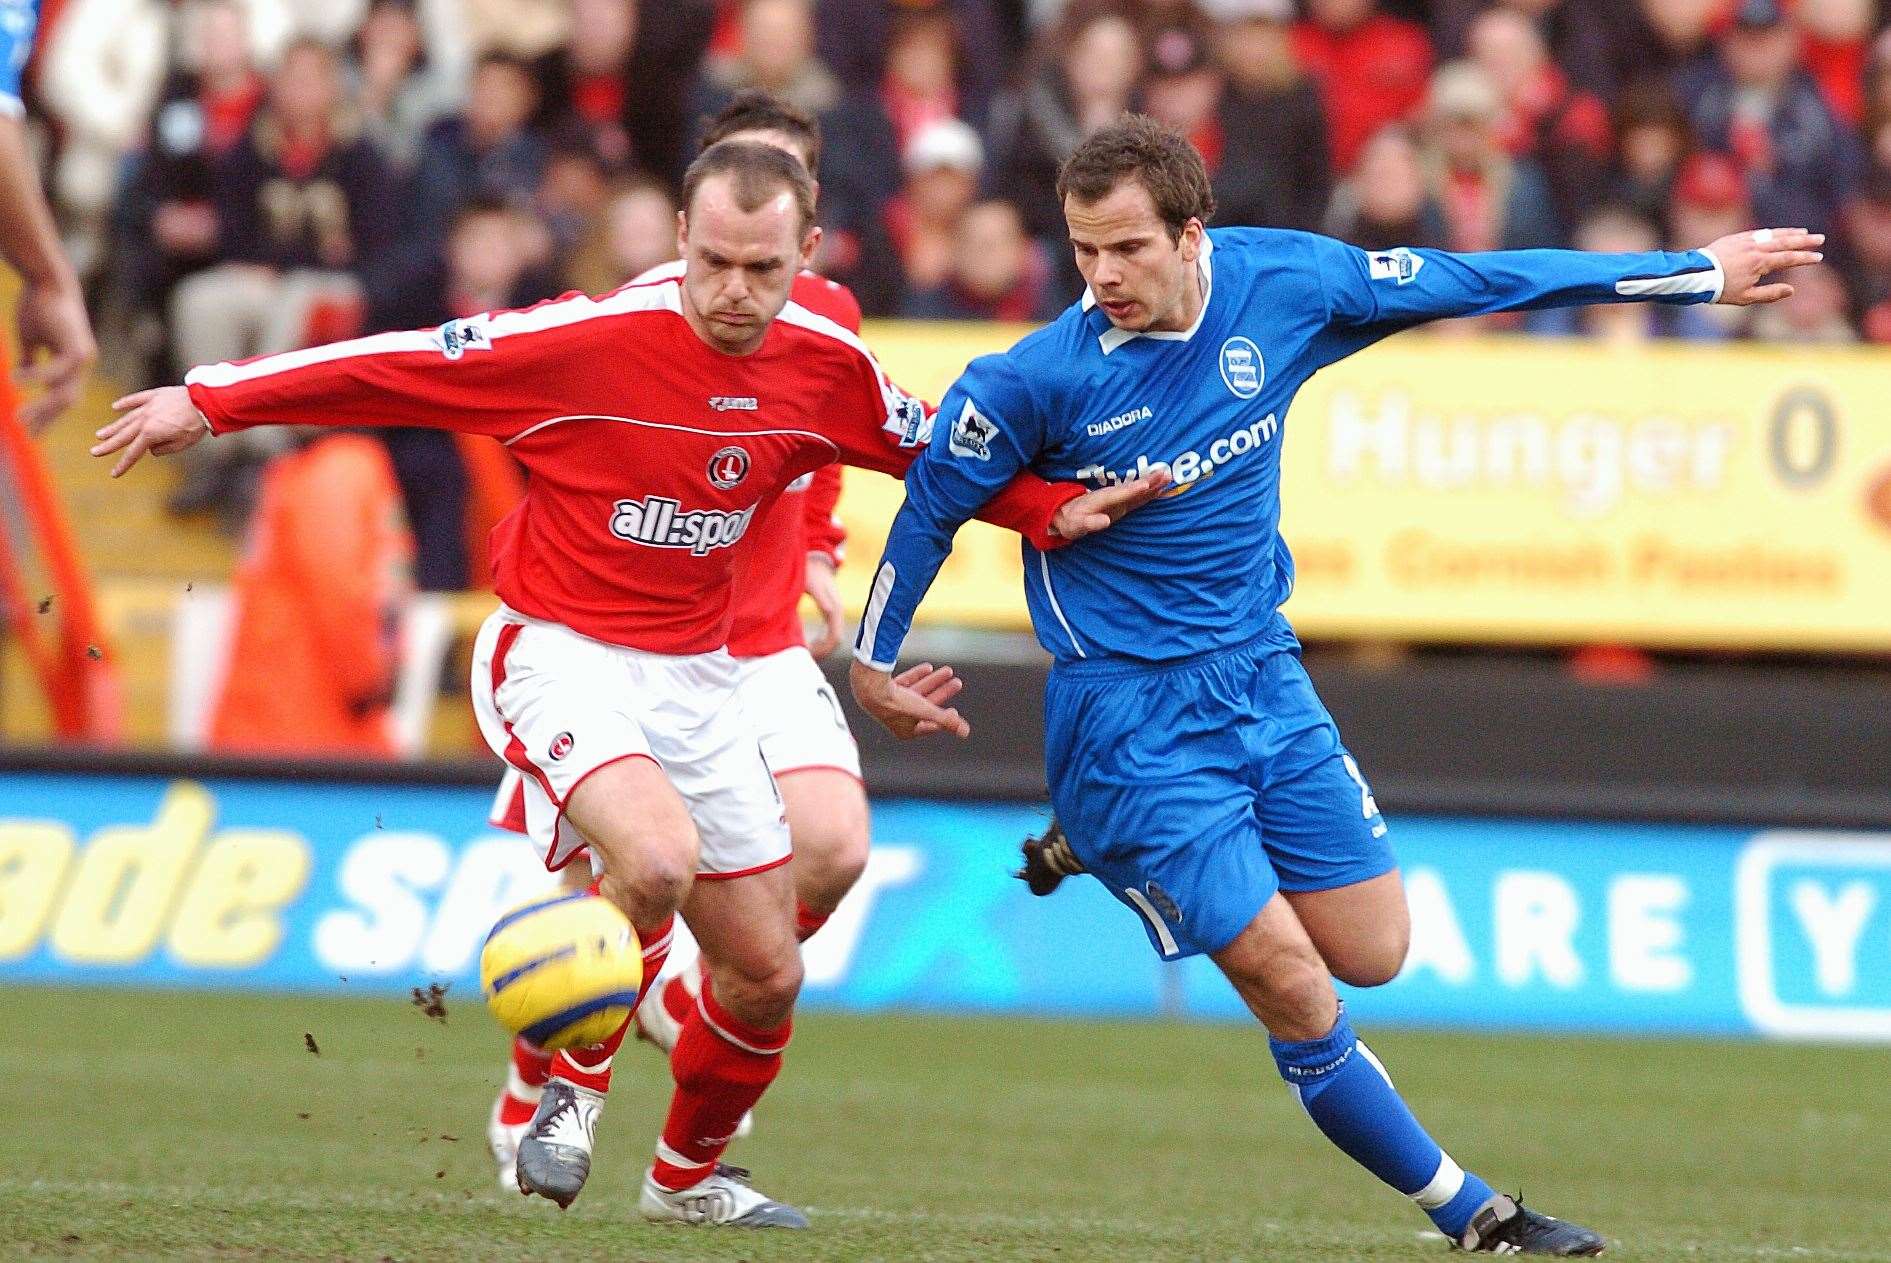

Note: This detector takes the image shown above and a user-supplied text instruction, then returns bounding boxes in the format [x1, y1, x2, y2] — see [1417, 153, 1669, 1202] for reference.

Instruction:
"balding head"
[677, 141, 821, 355]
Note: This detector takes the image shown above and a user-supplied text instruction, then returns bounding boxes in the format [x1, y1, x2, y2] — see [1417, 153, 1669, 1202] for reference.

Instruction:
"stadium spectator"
[1868, 26, 1891, 125]
[817, 0, 1008, 128]
[1142, 22, 1226, 175]
[464, 0, 570, 60]
[166, 37, 397, 518]
[38, 0, 170, 280]
[1747, 259, 1858, 342]
[618, 0, 719, 187]
[565, 176, 678, 294]
[1607, 79, 1693, 235]
[371, 198, 555, 593]
[1624, 0, 1720, 86]
[697, 0, 843, 123]
[1290, 0, 1433, 173]
[1796, 0, 1873, 128]
[899, 197, 1061, 320]
[110, 0, 267, 385]
[691, 0, 908, 310]
[1430, 0, 1648, 98]
[986, 1, 1142, 241]
[1665, 151, 1755, 339]
[1465, 6, 1612, 229]
[206, 429, 413, 757]
[885, 117, 984, 301]
[534, 135, 613, 262]
[878, 8, 968, 152]
[1210, 0, 1331, 233]
[1324, 123, 1446, 251]
[1420, 61, 1562, 253]
[1682, 0, 1856, 232]
[532, 0, 639, 171]
[407, 53, 547, 256]
[1842, 171, 1891, 340]
[348, 0, 462, 172]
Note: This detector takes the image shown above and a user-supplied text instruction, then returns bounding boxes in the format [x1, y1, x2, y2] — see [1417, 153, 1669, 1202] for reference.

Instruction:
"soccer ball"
[479, 891, 644, 1050]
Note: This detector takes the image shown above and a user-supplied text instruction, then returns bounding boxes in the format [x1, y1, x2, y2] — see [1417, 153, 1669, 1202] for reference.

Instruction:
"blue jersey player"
[0, 0, 95, 433]
[850, 117, 1821, 1255]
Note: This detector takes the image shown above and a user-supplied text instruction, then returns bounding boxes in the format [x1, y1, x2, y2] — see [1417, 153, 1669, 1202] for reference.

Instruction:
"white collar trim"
[1085, 233, 1215, 355]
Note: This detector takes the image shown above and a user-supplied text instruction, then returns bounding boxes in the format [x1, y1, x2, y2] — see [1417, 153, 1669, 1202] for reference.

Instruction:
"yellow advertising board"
[838, 323, 1891, 652]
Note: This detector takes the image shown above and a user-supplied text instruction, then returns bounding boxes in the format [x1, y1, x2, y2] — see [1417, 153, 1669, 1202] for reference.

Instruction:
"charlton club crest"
[707, 446, 751, 490]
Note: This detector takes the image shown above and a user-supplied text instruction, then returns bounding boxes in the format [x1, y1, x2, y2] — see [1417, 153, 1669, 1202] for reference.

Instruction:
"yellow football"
[479, 892, 643, 1050]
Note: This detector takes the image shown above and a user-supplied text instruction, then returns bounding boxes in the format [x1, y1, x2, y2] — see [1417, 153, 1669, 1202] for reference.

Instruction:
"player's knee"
[713, 951, 804, 1028]
[597, 834, 695, 924]
[1327, 905, 1411, 988]
[785, 777, 870, 913]
[792, 817, 869, 912]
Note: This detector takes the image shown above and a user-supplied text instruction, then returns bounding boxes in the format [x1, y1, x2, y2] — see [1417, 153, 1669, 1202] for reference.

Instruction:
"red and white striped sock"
[548, 911, 675, 1094]
[497, 1036, 554, 1126]
[794, 902, 829, 943]
[648, 983, 792, 1191]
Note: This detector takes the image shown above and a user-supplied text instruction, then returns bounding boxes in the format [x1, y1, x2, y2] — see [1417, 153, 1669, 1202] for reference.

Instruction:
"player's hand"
[849, 658, 971, 740]
[1705, 228, 1825, 306]
[14, 275, 98, 434]
[1050, 469, 1171, 540]
[804, 553, 845, 657]
[92, 385, 211, 477]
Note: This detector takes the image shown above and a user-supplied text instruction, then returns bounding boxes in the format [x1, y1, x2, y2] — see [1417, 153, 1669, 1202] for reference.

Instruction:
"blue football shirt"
[856, 228, 1725, 669]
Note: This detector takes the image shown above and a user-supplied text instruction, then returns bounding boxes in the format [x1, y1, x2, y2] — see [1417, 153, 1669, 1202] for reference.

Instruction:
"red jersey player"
[483, 96, 901, 1184]
[95, 141, 1164, 1227]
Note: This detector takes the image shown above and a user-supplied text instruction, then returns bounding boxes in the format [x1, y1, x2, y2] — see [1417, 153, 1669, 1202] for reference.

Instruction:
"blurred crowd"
[21, 0, 1891, 577]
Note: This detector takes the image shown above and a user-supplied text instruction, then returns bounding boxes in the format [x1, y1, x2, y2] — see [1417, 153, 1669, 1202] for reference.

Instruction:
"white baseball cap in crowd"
[903, 118, 985, 176]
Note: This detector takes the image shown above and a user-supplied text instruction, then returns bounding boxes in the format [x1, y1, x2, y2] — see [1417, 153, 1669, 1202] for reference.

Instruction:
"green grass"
[2, 987, 1886, 1261]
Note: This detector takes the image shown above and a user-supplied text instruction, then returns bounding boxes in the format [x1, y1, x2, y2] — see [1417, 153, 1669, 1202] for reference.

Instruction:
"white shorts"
[471, 607, 791, 877]
[735, 645, 861, 781]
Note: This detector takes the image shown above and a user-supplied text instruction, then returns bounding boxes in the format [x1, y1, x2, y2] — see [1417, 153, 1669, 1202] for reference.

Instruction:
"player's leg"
[1212, 896, 1601, 1254]
[468, 615, 688, 1206]
[777, 767, 869, 936]
[510, 756, 693, 1207]
[485, 765, 594, 1189]
[638, 861, 809, 1227]
[641, 647, 864, 1053]
[1283, 869, 1410, 988]
[1245, 655, 1603, 1255]
[633, 650, 808, 1226]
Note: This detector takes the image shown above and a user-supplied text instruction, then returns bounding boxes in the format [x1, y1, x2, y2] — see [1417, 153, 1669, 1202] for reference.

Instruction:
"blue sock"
[1269, 1006, 1495, 1239]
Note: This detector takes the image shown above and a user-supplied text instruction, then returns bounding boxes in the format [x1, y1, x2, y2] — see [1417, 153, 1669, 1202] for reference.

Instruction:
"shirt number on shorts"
[1341, 754, 1380, 821]
[815, 683, 847, 732]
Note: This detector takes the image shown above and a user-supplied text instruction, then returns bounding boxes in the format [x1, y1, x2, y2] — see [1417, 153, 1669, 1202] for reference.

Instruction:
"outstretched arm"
[1313, 228, 1823, 336]
[92, 299, 603, 476]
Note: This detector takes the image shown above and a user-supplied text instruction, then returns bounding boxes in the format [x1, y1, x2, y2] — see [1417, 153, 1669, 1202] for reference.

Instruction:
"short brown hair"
[1056, 114, 1216, 240]
[682, 140, 817, 234]
[701, 90, 823, 175]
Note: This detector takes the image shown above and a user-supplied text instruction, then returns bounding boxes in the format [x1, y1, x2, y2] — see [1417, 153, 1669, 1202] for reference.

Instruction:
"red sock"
[497, 1036, 554, 1125]
[649, 982, 791, 1191]
[660, 968, 695, 1029]
[549, 912, 674, 1094]
[794, 902, 829, 943]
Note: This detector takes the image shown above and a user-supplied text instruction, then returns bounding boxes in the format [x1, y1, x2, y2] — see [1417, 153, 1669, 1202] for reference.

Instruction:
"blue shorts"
[1044, 636, 1395, 960]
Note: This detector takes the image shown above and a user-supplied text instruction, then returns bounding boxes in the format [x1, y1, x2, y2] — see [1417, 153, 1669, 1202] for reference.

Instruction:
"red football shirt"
[185, 278, 1081, 656]
[622, 265, 865, 659]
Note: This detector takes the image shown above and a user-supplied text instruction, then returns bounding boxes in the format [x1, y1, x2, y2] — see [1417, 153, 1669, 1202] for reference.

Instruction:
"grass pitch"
[4, 986, 1887, 1261]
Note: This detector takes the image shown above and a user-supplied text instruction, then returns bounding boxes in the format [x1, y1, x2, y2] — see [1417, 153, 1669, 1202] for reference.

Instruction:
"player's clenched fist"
[1705, 228, 1825, 307]
[850, 659, 970, 741]
[92, 384, 210, 477]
